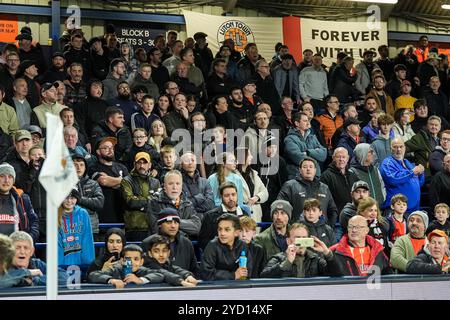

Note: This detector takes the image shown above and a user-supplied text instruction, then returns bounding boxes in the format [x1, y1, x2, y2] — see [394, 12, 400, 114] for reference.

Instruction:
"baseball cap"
[400, 80, 412, 87]
[428, 52, 442, 61]
[14, 130, 32, 142]
[135, 152, 150, 163]
[343, 117, 362, 129]
[28, 125, 43, 137]
[351, 181, 369, 193]
[95, 136, 117, 150]
[427, 229, 448, 243]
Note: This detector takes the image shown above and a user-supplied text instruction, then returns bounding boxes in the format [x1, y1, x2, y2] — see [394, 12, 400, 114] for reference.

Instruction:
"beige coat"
[236, 169, 269, 223]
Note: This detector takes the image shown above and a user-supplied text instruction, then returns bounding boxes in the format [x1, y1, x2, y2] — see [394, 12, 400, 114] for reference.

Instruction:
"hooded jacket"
[284, 127, 327, 179]
[260, 248, 342, 278]
[320, 163, 359, 213]
[350, 143, 386, 206]
[121, 169, 161, 232]
[77, 173, 104, 235]
[277, 176, 338, 227]
[380, 155, 424, 213]
[58, 205, 95, 267]
[102, 71, 126, 101]
[406, 245, 449, 274]
[181, 169, 215, 215]
[337, 131, 364, 159]
[330, 234, 392, 276]
[131, 73, 160, 100]
[370, 131, 394, 165]
[392, 122, 415, 142]
[147, 191, 201, 238]
[200, 237, 253, 281]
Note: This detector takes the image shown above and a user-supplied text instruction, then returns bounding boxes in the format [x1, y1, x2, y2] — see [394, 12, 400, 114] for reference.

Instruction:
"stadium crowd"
[0, 25, 449, 289]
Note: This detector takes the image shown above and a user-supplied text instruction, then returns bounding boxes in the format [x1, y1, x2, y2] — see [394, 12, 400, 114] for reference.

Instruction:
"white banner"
[183, 10, 283, 62]
[300, 18, 388, 67]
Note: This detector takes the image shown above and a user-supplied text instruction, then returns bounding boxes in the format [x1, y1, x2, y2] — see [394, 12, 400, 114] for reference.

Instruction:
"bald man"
[380, 138, 425, 214]
[330, 215, 391, 276]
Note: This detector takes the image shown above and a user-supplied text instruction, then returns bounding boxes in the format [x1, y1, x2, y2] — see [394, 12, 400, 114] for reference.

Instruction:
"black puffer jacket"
[147, 192, 201, 238]
[277, 176, 338, 227]
[200, 237, 252, 281]
[143, 256, 193, 286]
[406, 246, 449, 274]
[260, 249, 342, 278]
[299, 216, 336, 247]
[339, 202, 357, 234]
[88, 265, 165, 284]
[90, 120, 133, 161]
[77, 173, 105, 234]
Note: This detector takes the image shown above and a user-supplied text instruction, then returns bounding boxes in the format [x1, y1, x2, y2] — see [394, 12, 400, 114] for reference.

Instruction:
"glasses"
[99, 146, 114, 151]
[348, 225, 367, 231]
[441, 137, 450, 142]
[133, 136, 147, 140]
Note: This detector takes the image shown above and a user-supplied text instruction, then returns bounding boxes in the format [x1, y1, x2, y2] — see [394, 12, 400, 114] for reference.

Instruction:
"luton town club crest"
[217, 20, 255, 53]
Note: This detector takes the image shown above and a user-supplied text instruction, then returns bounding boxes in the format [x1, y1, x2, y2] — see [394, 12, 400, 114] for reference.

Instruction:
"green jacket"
[0, 102, 19, 135]
[254, 224, 285, 261]
[390, 234, 425, 272]
[121, 170, 161, 231]
[405, 129, 434, 177]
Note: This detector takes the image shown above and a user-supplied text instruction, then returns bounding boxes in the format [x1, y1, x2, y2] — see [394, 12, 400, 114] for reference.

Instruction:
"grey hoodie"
[102, 71, 126, 101]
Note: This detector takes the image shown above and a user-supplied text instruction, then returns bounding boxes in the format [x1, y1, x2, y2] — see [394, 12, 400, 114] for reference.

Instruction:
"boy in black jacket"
[299, 198, 336, 247]
[142, 234, 199, 287]
[239, 216, 266, 277]
[426, 203, 450, 237]
[88, 244, 165, 288]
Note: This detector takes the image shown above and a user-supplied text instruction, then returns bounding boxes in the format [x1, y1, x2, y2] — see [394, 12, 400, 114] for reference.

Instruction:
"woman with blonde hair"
[357, 197, 390, 253]
[148, 119, 168, 153]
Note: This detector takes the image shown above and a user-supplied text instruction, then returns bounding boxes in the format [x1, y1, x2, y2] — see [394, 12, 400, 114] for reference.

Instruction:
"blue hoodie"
[58, 205, 95, 267]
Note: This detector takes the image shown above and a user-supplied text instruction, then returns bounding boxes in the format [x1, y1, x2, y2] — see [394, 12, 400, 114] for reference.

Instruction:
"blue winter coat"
[58, 205, 95, 267]
[284, 128, 327, 179]
[380, 156, 425, 213]
[130, 110, 160, 133]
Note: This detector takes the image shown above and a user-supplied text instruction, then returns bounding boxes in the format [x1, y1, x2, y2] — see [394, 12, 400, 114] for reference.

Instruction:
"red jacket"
[330, 234, 392, 276]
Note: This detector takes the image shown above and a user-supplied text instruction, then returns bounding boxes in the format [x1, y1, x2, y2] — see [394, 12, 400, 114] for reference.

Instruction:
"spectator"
[386, 64, 407, 101]
[16, 60, 39, 109]
[414, 35, 430, 63]
[254, 200, 292, 260]
[299, 54, 329, 114]
[200, 213, 252, 281]
[393, 108, 415, 142]
[376, 45, 394, 82]
[284, 112, 327, 179]
[16, 27, 46, 75]
[131, 84, 148, 110]
[102, 59, 126, 101]
[31, 82, 65, 135]
[362, 109, 383, 144]
[87, 228, 126, 276]
[277, 157, 337, 226]
[228, 87, 252, 131]
[180, 152, 215, 215]
[11, 78, 32, 130]
[272, 54, 300, 108]
[88, 244, 165, 288]
[64, 126, 94, 168]
[241, 110, 273, 167]
[0, 163, 39, 242]
[430, 154, 450, 209]
[329, 56, 359, 104]
[320, 147, 359, 213]
[155, 94, 173, 119]
[148, 46, 170, 93]
[4, 130, 32, 191]
[411, 99, 430, 133]
[380, 138, 425, 214]
[366, 75, 394, 116]
[357, 197, 389, 252]
[38, 52, 67, 84]
[330, 102, 359, 149]
[0, 52, 20, 98]
[143, 208, 199, 275]
[216, 44, 239, 82]
[359, 96, 379, 128]
[162, 40, 183, 76]
[406, 115, 441, 178]
[273, 97, 295, 143]
[88, 37, 109, 80]
[157, 145, 176, 184]
[163, 92, 190, 137]
[58, 189, 94, 267]
[393, 45, 419, 83]
[337, 117, 364, 159]
[387, 194, 408, 243]
[242, 79, 263, 110]
[314, 95, 343, 150]
[390, 210, 428, 272]
[238, 216, 266, 278]
[91, 106, 132, 162]
[121, 152, 161, 241]
[108, 81, 140, 129]
[148, 119, 168, 153]
[63, 34, 91, 81]
[260, 223, 341, 278]
[423, 76, 448, 120]
[141, 234, 199, 287]
[206, 58, 236, 98]
[0, 84, 19, 135]
[426, 203, 450, 236]
[64, 62, 87, 108]
[429, 129, 450, 175]
[297, 49, 313, 73]
[269, 44, 289, 71]
[148, 170, 201, 238]
[339, 180, 371, 234]
[254, 60, 281, 115]
[180, 48, 205, 90]
[237, 43, 261, 85]
[122, 128, 160, 173]
[417, 52, 440, 88]
[371, 113, 395, 164]
[394, 80, 416, 112]
[130, 95, 159, 133]
[355, 50, 380, 95]
[172, 62, 202, 97]
[131, 63, 160, 101]
[119, 42, 136, 81]
[193, 32, 214, 78]
[9, 231, 67, 286]
[406, 229, 449, 274]
[330, 215, 391, 275]
[299, 198, 336, 247]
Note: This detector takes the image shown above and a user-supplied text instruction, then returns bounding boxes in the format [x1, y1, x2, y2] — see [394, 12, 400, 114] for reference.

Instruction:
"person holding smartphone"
[87, 228, 126, 276]
[260, 223, 342, 278]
